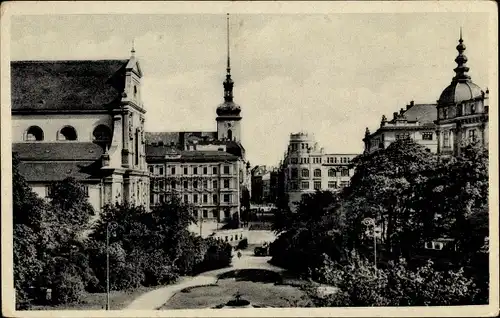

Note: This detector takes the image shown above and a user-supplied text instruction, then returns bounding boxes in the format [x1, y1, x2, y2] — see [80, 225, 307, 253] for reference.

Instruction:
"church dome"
[438, 32, 484, 105]
[217, 101, 241, 116]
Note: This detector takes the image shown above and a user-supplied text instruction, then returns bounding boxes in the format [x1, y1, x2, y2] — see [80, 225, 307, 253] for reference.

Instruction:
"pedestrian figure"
[237, 251, 242, 259]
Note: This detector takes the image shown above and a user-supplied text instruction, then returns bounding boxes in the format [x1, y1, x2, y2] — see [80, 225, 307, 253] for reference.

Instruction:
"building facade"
[146, 144, 241, 221]
[435, 34, 489, 156]
[363, 101, 438, 154]
[281, 132, 358, 211]
[11, 49, 150, 215]
[250, 165, 267, 203]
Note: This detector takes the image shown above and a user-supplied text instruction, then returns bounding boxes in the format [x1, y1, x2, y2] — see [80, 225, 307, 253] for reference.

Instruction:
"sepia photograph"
[1, 1, 498, 317]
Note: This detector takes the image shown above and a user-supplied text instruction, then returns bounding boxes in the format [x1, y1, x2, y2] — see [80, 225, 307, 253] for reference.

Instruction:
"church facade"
[11, 49, 150, 214]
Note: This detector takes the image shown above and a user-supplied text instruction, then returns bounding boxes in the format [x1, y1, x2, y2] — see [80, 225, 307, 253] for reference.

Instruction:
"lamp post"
[362, 217, 377, 269]
[106, 221, 117, 310]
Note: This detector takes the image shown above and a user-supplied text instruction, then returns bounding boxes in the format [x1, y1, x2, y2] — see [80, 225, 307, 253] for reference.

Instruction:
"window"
[213, 167, 218, 174]
[193, 181, 198, 189]
[341, 169, 349, 177]
[159, 194, 165, 203]
[469, 129, 477, 142]
[183, 181, 188, 189]
[59, 126, 78, 140]
[223, 180, 230, 188]
[290, 181, 298, 190]
[159, 180, 164, 190]
[80, 185, 89, 197]
[291, 168, 298, 178]
[149, 165, 154, 174]
[203, 194, 208, 203]
[171, 180, 176, 189]
[223, 165, 230, 174]
[443, 108, 448, 119]
[443, 131, 450, 147]
[135, 129, 139, 165]
[193, 210, 198, 218]
[340, 181, 349, 188]
[184, 195, 189, 203]
[471, 104, 476, 114]
[184, 167, 188, 175]
[314, 169, 321, 177]
[150, 194, 155, 205]
[301, 181, 309, 189]
[171, 167, 176, 175]
[328, 181, 337, 189]
[213, 180, 218, 189]
[203, 180, 208, 189]
[26, 126, 44, 141]
[203, 209, 208, 218]
[203, 167, 208, 174]
[92, 125, 111, 143]
[213, 194, 218, 203]
[193, 167, 198, 175]
[223, 194, 230, 203]
[314, 181, 321, 190]
[193, 194, 198, 203]
[301, 169, 309, 178]
[334, 157, 337, 163]
[46, 184, 55, 197]
[224, 209, 230, 218]
[422, 132, 433, 140]
[159, 166, 164, 175]
[328, 169, 335, 177]
[290, 158, 298, 164]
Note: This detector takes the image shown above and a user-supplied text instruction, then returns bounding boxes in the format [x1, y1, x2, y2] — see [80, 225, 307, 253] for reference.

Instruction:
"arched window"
[314, 169, 321, 177]
[26, 126, 44, 141]
[291, 168, 298, 178]
[228, 129, 233, 141]
[58, 126, 78, 141]
[328, 169, 335, 177]
[301, 169, 309, 178]
[93, 125, 111, 142]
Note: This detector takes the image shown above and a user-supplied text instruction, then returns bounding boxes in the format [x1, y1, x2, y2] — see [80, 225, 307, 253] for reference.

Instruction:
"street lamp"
[106, 221, 118, 310]
[362, 217, 377, 269]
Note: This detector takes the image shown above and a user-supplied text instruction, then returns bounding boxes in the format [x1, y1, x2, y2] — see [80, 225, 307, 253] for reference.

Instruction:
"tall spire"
[223, 13, 234, 102]
[131, 39, 136, 57]
[453, 27, 471, 82]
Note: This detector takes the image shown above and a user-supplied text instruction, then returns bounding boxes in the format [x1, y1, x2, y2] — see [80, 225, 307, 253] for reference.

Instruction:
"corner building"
[435, 34, 489, 156]
[282, 132, 358, 212]
[11, 49, 150, 215]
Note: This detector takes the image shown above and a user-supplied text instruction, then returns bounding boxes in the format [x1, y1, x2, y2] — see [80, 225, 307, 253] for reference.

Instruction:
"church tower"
[216, 14, 242, 142]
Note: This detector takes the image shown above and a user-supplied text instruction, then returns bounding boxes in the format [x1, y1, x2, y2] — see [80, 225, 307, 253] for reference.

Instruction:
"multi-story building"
[250, 165, 267, 203]
[145, 15, 250, 227]
[435, 33, 489, 156]
[146, 143, 241, 221]
[11, 48, 150, 214]
[363, 101, 438, 154]
[281, 132, 358, 211]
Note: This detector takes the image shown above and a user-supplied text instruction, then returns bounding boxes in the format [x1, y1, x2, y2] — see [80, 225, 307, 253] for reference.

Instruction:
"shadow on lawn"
[217, 269, 283, 284]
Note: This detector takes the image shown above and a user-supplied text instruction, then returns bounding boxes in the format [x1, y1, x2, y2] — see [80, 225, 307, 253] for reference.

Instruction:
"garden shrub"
[237, 238, 248, 250]
[51, 269, 85, 304]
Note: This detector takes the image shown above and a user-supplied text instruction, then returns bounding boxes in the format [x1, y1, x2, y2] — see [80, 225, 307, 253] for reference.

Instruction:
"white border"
[1, 1, 498, 317]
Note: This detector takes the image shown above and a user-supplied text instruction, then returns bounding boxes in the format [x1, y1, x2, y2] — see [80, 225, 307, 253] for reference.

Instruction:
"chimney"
[400, 108, 404, 115]
[410, 100, 414, 106]
[393, 112, 398, 120]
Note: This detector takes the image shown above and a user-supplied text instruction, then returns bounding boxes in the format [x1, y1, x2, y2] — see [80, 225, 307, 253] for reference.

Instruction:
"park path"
[125, 250, 284, 310]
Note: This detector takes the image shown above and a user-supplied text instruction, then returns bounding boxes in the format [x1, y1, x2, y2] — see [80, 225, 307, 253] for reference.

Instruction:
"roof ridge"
[12, 59, 129, 63]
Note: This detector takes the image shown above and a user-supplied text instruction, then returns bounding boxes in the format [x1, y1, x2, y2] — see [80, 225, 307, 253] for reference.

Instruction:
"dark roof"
[146, 146, 238, 162]
[18, 161, 101, 182]
[12, 142, 104, 161]
[11, 60, 128, 112]
[145, 131, 218, 146]
[401, 104, 437, 124]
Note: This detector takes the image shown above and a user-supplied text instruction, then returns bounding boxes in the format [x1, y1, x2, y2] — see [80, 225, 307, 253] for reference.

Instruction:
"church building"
[11, 48, 150, 214]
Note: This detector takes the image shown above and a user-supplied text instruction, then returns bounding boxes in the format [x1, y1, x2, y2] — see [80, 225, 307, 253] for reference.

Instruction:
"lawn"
[30, 286, 158, 310]
[161, 276, 312, 309]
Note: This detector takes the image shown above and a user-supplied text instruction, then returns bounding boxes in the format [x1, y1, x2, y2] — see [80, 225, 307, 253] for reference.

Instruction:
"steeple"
[131, 39, 136, 57]
[223, 13, 234, 102]
[453, 27, 471, 83]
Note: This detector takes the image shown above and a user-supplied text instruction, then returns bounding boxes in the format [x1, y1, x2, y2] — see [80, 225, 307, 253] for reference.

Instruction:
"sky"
[10, 12, 492, 166]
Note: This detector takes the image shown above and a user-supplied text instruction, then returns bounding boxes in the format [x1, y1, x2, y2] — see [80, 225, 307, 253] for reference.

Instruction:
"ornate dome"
[438, 32, 484, 105]
[438, 81, 483, 105]
[217, 100, 241, 116]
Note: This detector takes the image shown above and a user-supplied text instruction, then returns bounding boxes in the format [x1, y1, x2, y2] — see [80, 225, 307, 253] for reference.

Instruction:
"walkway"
[125, 250, 284, 310]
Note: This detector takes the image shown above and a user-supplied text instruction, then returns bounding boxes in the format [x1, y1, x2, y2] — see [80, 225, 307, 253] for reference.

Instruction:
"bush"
[237, 238, 248, 250]
[194, 239, 232, 274]
[309, 253, 483, 306]
[51, 270, 85, 304]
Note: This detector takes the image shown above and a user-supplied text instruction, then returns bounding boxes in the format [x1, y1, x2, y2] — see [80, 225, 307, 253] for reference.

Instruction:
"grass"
[30, 286, 158, 310]
[161, 273, 312, 310]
